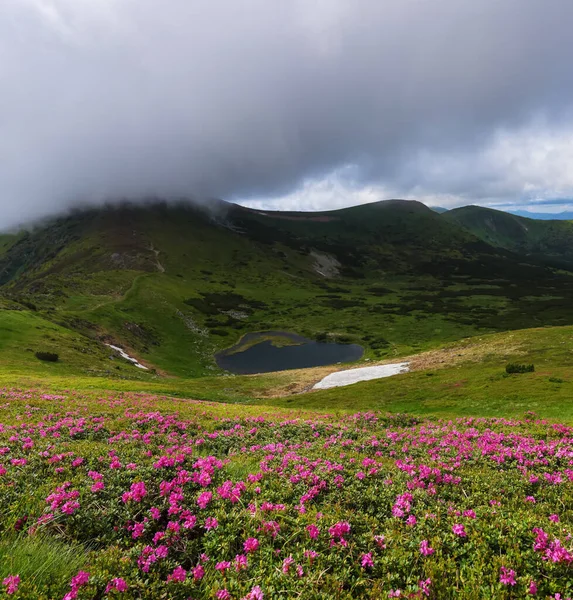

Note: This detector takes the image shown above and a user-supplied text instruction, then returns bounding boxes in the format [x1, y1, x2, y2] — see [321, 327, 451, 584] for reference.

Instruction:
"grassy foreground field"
[0, 388, 572, 599]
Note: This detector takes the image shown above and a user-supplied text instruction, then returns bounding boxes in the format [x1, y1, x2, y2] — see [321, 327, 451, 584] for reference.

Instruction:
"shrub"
[209, 329, 229, 336]
[505, 363, 534, 374]
[35, 351, 59, 362]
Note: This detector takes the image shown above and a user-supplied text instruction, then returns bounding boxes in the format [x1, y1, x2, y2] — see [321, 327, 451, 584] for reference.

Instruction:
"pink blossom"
[282, 556, 294, 574]
[328, 521, 351, 542]
[452, 524, 467, 537]
[121, 481, 147, 503]
[243, 586, 264, 600]
[234, 554, 248, 571]
[71, 571, 90, 588]
[243, 537, 259, 553]
[3, 575, 20, 595]
[105, 578, 128, 593]
[306, 524, 320, 539]
[500, 566, 516, 586]
[528, 581, 538, 595]
[192, 565, 205, 580]
[260, 520, 280, 538]
[419, 539, 435, 556]
[216, 589, 231, 600]
[167, 566, 186, 583]
[197, 491, 212, 509]
[215, 561, 231, 572]
[360, 552, 374, 568]
[418, 578, 431, 597]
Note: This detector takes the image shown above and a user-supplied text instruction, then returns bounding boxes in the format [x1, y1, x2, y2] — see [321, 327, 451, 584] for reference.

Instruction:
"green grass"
[260, 325, 573, 421]
[0, 307, 159, 379]
[0, 536, 87, 596]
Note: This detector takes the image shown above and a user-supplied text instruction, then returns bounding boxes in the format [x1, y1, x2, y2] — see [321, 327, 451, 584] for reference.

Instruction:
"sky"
[3, 0, 573, 228]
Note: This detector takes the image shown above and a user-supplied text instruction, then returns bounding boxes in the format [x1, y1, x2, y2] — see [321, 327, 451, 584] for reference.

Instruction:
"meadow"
[3, 203, 573, 599]
[1, 388, 572, 599]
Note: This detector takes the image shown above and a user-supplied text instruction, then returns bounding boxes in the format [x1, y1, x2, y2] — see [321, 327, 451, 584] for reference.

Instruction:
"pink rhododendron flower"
[500, 567, 516, 586]
[243, 537, 259, 553]
[121, 481, 147, 503]
[192, 565, 205, 580]
[105, 578, 128, 593]
[167, 566, 186, 582]
[361, 552, 374, 568]
[243, 586, 264, 600]
[215, 561, 231, 572]
[282, 556, 294, 574]
[234, 554, 248, 571]
[418, 578, 431, 597]
[197, 491, 213, 509]
[3, 575, 20, 595]
[306, 524, 320, 539]
[420, 540, 435, 556]
[452, 524, 467, 537]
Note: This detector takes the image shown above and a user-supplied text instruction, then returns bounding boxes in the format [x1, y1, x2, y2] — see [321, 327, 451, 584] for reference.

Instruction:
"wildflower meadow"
[0, 388, 572, 599]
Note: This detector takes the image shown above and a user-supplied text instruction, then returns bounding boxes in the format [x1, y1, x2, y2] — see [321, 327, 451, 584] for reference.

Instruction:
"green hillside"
[443, 205, 573, 268]
[3, 199, 573, 379]
[0, 232, 19, 259]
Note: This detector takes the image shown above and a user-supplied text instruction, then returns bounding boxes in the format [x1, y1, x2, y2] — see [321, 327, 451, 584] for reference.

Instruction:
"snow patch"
[313, 362, 409, 389]
[106, 344, 148, 369]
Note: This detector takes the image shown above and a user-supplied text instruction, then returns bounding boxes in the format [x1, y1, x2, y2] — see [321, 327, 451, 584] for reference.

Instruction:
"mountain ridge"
[3, 198, 573, 378]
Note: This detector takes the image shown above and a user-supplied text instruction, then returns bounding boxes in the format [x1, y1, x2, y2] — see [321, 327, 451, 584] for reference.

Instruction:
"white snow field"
[313, 362, 410, 390]
[105, 344, 148, 369]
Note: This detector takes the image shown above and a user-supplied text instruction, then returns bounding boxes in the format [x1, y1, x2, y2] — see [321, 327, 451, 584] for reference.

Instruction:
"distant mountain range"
[431, 206, 573, 220]
[4, 198, 573, 377]
[507, 209, 573, 220]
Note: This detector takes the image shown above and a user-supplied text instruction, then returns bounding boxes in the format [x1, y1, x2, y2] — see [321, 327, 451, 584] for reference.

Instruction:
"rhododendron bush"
[0, 388, 572, 598]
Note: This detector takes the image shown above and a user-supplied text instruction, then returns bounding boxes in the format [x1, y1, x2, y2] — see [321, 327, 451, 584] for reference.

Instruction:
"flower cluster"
[0, 389, 572, 598]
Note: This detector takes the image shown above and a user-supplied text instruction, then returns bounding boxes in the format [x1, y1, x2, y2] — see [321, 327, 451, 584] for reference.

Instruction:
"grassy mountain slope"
[0, 233, 19, 260]
[3, 199, 573, 378]
[443, 205, 573, 268]
[260, 324, 573, 420]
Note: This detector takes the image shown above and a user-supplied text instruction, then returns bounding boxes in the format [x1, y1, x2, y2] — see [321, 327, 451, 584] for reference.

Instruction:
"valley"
[2, 199, 573, 599]
[3, 199, 573, 384]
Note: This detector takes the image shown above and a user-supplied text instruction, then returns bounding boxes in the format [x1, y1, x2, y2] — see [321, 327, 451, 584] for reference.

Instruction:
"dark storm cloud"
[2, 0, 573, 227]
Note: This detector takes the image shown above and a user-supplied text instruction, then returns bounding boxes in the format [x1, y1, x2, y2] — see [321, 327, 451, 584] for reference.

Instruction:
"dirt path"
[149, 243, 165, 273]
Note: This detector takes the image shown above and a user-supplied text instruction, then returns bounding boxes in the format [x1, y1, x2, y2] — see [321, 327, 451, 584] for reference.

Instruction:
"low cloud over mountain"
[3, 0, 573, 227]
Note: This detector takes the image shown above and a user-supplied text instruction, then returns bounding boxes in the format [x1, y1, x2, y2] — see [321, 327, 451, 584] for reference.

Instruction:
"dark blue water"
[215, 331, 364, 374]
